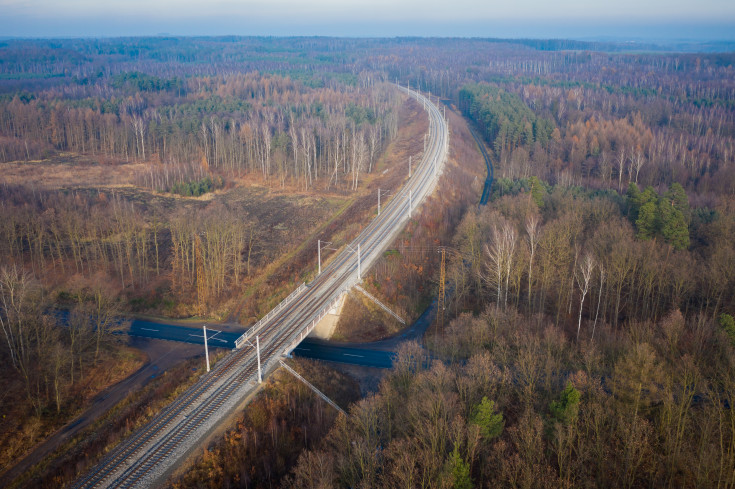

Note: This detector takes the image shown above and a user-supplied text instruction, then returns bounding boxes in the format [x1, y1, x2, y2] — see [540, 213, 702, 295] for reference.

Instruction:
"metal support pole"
[378, 189, 381, 216]
[318, 239, 321, 275]
[424, 133, 426, 152]
[357, 243, 361, 281]
[256, 335, 262, 383]
[203, 325, 210, 373]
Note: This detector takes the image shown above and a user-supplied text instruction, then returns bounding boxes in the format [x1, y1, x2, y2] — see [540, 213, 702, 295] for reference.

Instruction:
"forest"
[0, 36, 734, 488]
[0, 38, 410, 485]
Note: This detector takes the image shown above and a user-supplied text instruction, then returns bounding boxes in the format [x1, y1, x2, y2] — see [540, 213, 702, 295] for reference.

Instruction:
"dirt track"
[0, 337, 204, 487]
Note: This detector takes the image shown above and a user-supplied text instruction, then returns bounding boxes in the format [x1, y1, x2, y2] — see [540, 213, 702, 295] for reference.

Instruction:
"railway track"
[72, 84, 448, 488]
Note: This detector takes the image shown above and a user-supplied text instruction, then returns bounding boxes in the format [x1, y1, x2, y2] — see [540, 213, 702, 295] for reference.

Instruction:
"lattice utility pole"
[438, 248, 446, 333]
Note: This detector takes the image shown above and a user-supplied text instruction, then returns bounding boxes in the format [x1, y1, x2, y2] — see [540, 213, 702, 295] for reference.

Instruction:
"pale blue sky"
[1, 0, 734, 39]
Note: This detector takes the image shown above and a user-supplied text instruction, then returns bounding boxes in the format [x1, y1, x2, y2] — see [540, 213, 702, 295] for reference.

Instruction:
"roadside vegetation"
[0, 270, 141, 477]
[1, 37, 734, 488]
[286, 38, 735, 489]
[0, 39, 409, 486]
[332, 106, 486, 341]
[169, 359, 360, 489]
[9, 353, 222, 488]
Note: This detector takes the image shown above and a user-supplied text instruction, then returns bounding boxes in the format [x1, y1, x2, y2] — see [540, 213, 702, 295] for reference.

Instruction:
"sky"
[1, 0, 734, 40]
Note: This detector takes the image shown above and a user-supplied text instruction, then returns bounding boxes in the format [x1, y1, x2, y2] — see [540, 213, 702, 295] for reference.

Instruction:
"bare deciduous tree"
[576, 253, 595, 342]
[615, 148, 626, 192]
[484, 221, 518, 309]
[525, 215, 540, 311]
[592, 262, 605, 341]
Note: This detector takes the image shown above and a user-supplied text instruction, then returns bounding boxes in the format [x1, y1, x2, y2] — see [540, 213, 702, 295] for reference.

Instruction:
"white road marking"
[187, 334, 227, 343]
[139, 328, 159, 332]
[80, 85, 446, 488]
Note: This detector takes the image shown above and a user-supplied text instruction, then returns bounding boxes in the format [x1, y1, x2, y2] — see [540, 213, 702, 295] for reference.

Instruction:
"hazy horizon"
[1, 0, 734, 42]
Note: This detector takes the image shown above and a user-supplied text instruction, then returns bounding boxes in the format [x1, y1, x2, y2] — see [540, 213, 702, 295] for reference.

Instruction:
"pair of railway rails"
[73, 84, 448, 488]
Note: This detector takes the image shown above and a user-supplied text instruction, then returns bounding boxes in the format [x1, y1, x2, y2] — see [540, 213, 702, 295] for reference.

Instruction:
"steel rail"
[73, 84, 447, 488]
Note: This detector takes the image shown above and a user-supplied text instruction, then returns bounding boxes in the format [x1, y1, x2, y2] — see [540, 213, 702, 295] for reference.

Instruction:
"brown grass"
[169, 358, 360, 489]
[0, 95, 429, 327]
[0, 345, 145, 477]
[330, 292, 405, 342]
[231, 96, 431, 323]
[6, 350, 225, 489]
[330, 99, 487, 342]
[0, 153, 145, 189]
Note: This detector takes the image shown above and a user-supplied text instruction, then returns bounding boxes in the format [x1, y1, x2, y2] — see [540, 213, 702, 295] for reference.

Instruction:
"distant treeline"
[0, 72, 400, 192]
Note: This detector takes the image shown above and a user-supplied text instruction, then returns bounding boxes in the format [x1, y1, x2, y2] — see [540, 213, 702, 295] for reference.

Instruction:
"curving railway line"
[72, 84, 448, 488]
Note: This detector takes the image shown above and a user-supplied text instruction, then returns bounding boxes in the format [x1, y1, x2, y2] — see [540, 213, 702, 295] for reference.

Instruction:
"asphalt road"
[292, 298, 437, 369]
[129, 320, 240, 349]
[0, 337, 203, 488]
[75, 85, 447, 489]
[293, 340, 395, 368]
[128, 295, 439, 370]
[129, 320, 397, 368]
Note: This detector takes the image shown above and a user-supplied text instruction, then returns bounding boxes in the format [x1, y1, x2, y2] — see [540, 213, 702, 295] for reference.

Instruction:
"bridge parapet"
[234, 283, 307, 349]
[281, 290, 346, 357]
